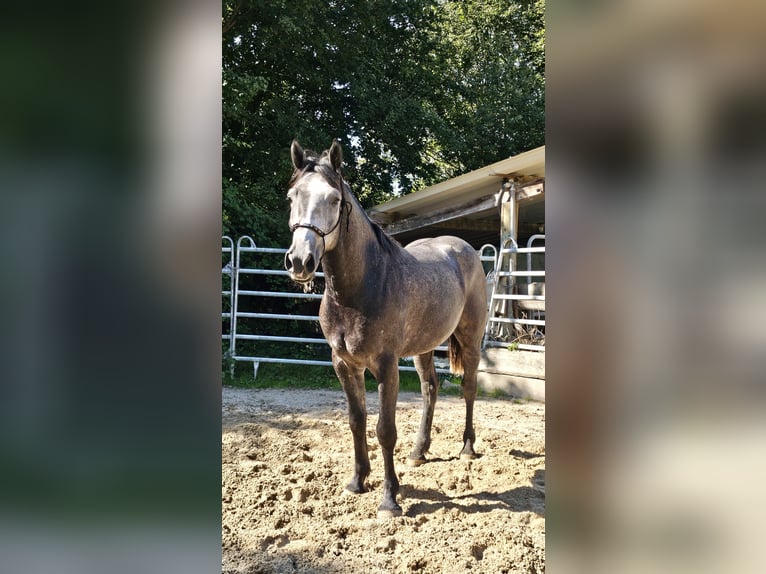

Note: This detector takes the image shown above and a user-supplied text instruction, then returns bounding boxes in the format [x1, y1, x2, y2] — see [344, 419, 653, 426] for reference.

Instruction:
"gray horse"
[285, 139, 488, 518]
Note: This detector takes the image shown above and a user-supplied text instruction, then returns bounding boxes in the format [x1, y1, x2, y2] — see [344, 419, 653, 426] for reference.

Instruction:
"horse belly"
[399, 290, 463, 357]
[399, 236, 486, 356]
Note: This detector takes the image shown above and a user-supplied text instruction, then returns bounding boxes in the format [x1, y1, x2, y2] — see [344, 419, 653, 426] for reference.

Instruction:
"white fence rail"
[222, 236, 234, 354]
[223, 236, 500, 378]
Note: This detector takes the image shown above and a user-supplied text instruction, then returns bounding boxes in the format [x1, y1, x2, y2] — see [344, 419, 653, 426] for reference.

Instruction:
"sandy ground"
[222, 386, 545, 573]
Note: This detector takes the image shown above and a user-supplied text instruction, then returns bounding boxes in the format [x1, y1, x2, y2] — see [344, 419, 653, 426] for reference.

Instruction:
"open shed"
[368, 146, 545, 249]
[368, 146, 546, 400]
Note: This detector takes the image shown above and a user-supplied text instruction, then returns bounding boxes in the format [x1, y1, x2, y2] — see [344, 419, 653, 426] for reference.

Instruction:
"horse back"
[404, 236, 485, 290]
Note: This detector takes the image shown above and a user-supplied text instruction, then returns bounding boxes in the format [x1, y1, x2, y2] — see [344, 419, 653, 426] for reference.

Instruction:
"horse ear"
[329, 139, 343, 171]
[291, 139, 304, 169]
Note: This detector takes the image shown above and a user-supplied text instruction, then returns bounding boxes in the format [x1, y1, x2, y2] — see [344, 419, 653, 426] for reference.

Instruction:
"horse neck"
[321, 199, 390, 299]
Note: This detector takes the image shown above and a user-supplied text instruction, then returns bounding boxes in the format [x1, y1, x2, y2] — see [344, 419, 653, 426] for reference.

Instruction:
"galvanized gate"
[222, 237, 499, 378]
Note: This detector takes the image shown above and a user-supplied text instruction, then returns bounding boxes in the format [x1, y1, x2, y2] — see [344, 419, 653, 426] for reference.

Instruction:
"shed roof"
[367, 146, 545, 247]
[368, 146, 545, 222]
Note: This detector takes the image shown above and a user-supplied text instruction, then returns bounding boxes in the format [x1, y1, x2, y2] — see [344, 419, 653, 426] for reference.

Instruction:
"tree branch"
[223, 0, 243, 35]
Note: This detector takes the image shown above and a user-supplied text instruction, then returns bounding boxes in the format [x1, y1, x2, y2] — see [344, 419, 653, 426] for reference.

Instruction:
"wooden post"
[495, 180, 519, 339]
[499, 179, 515, 244]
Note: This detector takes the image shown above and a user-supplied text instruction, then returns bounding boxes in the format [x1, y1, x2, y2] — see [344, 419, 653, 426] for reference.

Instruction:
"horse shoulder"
[319, 296, 377, 358]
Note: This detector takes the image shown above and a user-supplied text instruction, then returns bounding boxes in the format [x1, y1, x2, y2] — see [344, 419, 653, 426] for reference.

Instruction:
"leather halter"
[289, 177, 351, 264]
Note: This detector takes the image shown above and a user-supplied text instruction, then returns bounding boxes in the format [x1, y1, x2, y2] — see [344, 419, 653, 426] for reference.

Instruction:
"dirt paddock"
[222, 386, 545, 573]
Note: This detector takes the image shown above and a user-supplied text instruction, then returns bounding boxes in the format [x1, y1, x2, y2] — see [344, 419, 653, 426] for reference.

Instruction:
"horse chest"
[320, 302, 386, 359]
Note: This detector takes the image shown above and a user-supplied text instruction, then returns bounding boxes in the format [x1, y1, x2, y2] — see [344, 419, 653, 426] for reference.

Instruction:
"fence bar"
[488, 317, 546, 326]
[237, 247, 287, 254]
[235, 356, 334, 367]
[235, 334, 328, 344]
[491, 294, 546, 301]
[401, 366, 451, 375]
[239, 268, 325, 278]
[517, 344, 545, 352]
[237, 312, 320, 321]
[222, 236, 235, 364]
[526, 235, 545, 286]
[478, 244, 498, 263]
[500, 246, 545, 254]
[233, 356, 452, 374]
[484, 340, 545, 352]
[237, 290, 323, 300]
[496, 270, 545, 277]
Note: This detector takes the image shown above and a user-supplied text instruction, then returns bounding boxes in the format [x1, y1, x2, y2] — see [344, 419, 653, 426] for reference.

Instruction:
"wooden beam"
[429, 218, 499, 232]
[368, 211, 394, 225]
[494, 173, 542, 183]
[379, 194, 497, 235]
[516, 181, 544, 202]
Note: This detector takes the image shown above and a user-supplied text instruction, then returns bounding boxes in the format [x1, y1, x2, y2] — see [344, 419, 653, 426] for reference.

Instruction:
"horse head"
[285, 139, 348, 285]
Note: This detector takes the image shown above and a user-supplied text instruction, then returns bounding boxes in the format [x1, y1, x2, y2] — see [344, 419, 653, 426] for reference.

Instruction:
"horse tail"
[448, 335, 464, 377]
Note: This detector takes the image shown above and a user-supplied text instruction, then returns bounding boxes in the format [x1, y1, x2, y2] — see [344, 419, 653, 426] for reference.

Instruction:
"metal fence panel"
[222, 237, 500, 378]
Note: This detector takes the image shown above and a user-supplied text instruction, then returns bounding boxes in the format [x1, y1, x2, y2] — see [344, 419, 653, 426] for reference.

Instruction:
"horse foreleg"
[334, 355, 370, 494]
[372, 354, 402, 518]
[407, 351, 439, 467]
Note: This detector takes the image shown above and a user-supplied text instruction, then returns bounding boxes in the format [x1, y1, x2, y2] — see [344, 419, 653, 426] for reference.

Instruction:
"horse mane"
[289, 148, 401, 257]
[341, 182, 401, 257]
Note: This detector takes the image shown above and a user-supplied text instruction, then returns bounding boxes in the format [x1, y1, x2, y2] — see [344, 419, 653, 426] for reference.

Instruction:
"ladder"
[483, 235, 545, 351]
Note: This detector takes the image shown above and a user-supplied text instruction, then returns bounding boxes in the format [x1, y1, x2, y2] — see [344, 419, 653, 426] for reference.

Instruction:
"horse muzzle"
[284, 233, 320, 284]
[284, 251, 317, 283]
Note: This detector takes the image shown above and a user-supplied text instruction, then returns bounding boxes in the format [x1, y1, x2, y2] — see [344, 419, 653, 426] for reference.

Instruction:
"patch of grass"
[365, 370, 424, 393]
[222, 360, 465, 397]
[224, 362, 340, 390]
[474, 387, 523, 401]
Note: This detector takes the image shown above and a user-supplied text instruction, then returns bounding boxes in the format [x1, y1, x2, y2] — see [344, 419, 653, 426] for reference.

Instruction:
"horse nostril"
[305, 254, 315, 273]
[284, 252, 293, 271]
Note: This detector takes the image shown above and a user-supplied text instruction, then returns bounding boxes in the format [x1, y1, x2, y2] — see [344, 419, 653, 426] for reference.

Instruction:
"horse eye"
[330, 196, 340, 205]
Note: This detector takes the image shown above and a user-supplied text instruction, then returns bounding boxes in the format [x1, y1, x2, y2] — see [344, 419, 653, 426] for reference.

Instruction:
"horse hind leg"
[407, 351, 440, 467]
[459, 347, 480, 460]
[451, 331, 482, 460]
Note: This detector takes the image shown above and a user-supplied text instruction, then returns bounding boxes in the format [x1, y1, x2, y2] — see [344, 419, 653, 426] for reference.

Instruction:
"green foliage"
[431, 0, 545, 171]
[223, 0, 545, 244]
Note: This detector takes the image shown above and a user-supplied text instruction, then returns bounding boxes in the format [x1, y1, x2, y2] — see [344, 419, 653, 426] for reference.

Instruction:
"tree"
[223, 0, 544, 245]
[428, 0, 545, 171]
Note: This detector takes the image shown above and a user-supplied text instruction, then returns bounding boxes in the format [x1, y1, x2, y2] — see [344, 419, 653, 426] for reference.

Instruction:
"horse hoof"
[377, 507, 403, 519]
[460, 452, 478, 461]
[406, 456, 426, 467]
